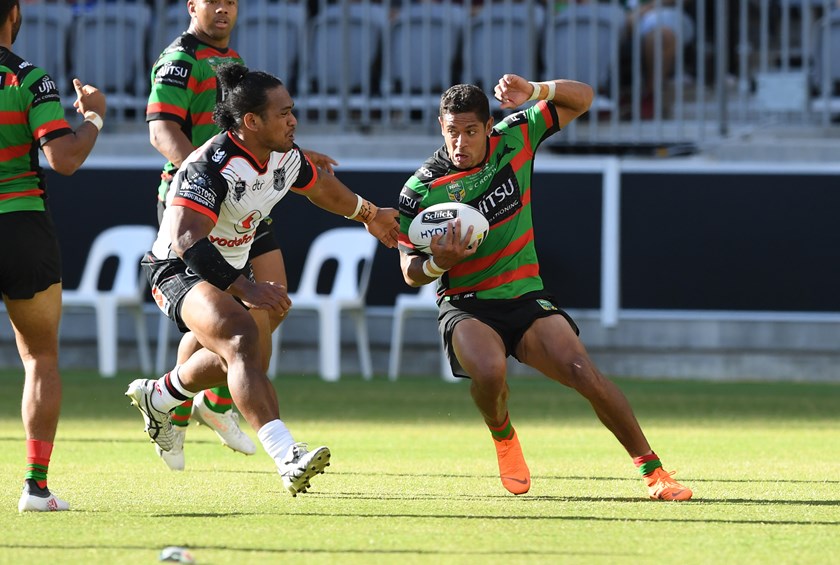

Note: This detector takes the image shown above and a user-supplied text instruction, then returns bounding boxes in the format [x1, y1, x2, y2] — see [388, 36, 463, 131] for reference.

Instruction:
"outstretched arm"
[293, 171, 400, 248]
[493, 73, 594, 129]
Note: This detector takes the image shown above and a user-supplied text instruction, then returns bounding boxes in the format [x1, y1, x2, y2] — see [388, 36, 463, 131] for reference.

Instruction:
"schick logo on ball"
[421, 209, 457, 224]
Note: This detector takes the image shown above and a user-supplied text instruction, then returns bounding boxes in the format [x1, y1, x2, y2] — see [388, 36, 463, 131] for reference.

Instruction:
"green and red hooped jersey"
[398, 100, 561, 300]
[146, 33, 244, 202]
[0, 47, 72, 214]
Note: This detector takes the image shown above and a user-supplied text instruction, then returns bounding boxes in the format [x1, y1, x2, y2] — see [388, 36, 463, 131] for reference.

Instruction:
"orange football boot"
[494, 431, 531, 495]
[645, 467, 693, 501]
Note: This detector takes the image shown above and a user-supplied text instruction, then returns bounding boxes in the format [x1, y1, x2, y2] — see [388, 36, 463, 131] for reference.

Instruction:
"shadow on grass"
[0, 543, 629, 557]
[146, 509, 840, 526]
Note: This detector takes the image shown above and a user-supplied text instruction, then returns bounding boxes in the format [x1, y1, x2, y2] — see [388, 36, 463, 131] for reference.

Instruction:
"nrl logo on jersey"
[446, 180, 465, 202]
[211, 148, 226, 163]
[273, 167, 286, 191]
[233, 180, 246, 202]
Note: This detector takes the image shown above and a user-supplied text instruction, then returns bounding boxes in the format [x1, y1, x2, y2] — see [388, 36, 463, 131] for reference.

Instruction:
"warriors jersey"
[152, 131, 317, 269]
[398, 101, 561, 300]
[0, 47, 71, 214]
[146, 33, 244, 201]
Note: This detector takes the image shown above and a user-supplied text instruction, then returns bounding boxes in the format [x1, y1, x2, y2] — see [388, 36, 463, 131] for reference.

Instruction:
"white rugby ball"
[408, 202, 489, 254]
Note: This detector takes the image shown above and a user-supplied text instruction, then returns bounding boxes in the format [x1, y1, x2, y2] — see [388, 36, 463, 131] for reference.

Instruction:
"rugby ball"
[408, 202, 489, 254]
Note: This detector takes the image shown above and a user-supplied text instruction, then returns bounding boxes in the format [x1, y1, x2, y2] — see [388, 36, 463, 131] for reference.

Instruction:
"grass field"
[0, 370, 837, 564]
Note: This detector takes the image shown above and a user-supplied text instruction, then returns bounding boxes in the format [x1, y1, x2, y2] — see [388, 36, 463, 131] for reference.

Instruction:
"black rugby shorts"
[0, 211, 62, 299]
[438, 290, 579, 378]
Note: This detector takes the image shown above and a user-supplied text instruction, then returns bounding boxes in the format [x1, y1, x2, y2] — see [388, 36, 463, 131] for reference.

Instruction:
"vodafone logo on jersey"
[209, 233, 254, 247]
[234, 210, 262, 234]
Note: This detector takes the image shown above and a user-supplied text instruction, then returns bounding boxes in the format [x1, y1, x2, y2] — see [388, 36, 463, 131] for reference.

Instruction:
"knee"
[223, 326, 262, 366]
[465, 355, 507, 390]
[559, 354, 604, 391]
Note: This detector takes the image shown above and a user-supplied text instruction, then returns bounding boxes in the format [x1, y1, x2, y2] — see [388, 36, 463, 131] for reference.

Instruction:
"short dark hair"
[439, 84, 490, 123]
[213, 62, 285, 131]
[0, 0, 19, 24]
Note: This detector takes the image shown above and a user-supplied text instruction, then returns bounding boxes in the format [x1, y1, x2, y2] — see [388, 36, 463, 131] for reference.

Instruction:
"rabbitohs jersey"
[146, 33, 245, 201]
[398, 101, 561, 300]
[152, 131, 317, 269]
[0, 47, 72, 213]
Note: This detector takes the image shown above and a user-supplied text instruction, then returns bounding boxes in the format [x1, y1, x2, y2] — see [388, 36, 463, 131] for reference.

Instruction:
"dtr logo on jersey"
[235, 210, 262, 234]
[273, 167, 286, 191]
[446, 180, 465, 202]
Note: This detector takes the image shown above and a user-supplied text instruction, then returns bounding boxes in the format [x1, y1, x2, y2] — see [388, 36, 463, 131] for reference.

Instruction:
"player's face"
[253, 85, 297, 154]
[439, 112, 493, 170]
[188, 0, 238, 47]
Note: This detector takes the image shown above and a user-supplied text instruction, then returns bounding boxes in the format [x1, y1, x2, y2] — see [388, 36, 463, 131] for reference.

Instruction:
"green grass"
[0, 371, 837, 564]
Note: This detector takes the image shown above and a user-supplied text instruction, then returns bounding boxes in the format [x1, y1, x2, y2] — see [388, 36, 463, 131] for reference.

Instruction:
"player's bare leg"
[454, 319, 530, 494]
[6, 284, 70, 511]
[517, 315, 692, 500]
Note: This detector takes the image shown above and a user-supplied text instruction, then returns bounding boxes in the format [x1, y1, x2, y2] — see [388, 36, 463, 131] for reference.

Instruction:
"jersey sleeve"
[146, 54, 195, 125]
[290, 146, 318, 190]
[27, 71, 72, 146]
[500, 100, 561, 152]
[397, 175, 427, 255]
[170, 161, 228, 224]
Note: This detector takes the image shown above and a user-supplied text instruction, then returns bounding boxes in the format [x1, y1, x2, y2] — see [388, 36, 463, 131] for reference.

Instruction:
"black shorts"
[157, 199, 280, 261]
[0, 211, 62, 299]
[141, 252, 253, 333]
[438, 290, 579, 378]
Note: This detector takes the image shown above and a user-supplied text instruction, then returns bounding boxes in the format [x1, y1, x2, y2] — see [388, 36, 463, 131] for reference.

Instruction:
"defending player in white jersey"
[127, 62, 399, 496]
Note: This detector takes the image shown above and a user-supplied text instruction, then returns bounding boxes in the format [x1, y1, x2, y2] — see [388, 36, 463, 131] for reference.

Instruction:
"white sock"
[151, 366, 197, 413]
[257, 419, 295, 466]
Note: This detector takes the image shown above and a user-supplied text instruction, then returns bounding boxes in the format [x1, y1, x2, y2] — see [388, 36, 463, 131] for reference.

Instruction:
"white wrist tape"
[422, 257, 448, 279]
[527, 81, 540, 101]
[83, 111, 103, 131]
[545, 81, 556, 101]
[345, 194, 364, 220]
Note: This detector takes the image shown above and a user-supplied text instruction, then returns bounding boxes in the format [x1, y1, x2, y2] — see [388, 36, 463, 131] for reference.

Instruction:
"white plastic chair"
[387, 283, 458, 382]
[62, 225, 156, 377]
[270, 227, 376, 381]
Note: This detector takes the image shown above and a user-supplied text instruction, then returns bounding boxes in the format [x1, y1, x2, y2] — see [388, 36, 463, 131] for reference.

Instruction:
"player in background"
[128, 63, 399, 495]
[147, 0, 338, 470]
[397, 74, 692, 501]
[0, 0, 107, 512]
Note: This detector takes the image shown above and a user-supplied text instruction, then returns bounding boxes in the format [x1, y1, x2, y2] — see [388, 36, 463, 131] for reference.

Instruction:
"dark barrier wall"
[44, 168, 839, 311]
[621, 173, 840, 311]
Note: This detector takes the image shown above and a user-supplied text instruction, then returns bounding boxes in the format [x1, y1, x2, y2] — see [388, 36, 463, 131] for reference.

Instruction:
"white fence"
[14, 0, 840, 147]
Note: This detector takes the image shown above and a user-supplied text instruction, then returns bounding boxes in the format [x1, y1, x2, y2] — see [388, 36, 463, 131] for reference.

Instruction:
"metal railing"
[15, 0, 840, 147]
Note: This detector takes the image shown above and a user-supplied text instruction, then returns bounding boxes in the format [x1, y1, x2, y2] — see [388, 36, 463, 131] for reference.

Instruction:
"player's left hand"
[365, 207, 400, 249]
[303, 149, 339, 175]
[494, 74, 532, 110]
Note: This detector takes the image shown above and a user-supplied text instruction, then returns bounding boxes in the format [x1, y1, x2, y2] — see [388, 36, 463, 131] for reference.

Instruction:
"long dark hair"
[213, 62, 285, 131]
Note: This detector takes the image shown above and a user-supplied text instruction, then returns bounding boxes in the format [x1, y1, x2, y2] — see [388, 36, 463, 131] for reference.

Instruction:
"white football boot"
[155, 426, 186, 471]
[18, 480, 70, 513]
[191, 391, 256, 455]
[278, 442, 331, 496]
[125, 378, 176, 452]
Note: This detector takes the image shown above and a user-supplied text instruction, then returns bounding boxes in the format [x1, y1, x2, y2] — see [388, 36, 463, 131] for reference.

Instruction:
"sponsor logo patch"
[154, 60, 192, 89]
